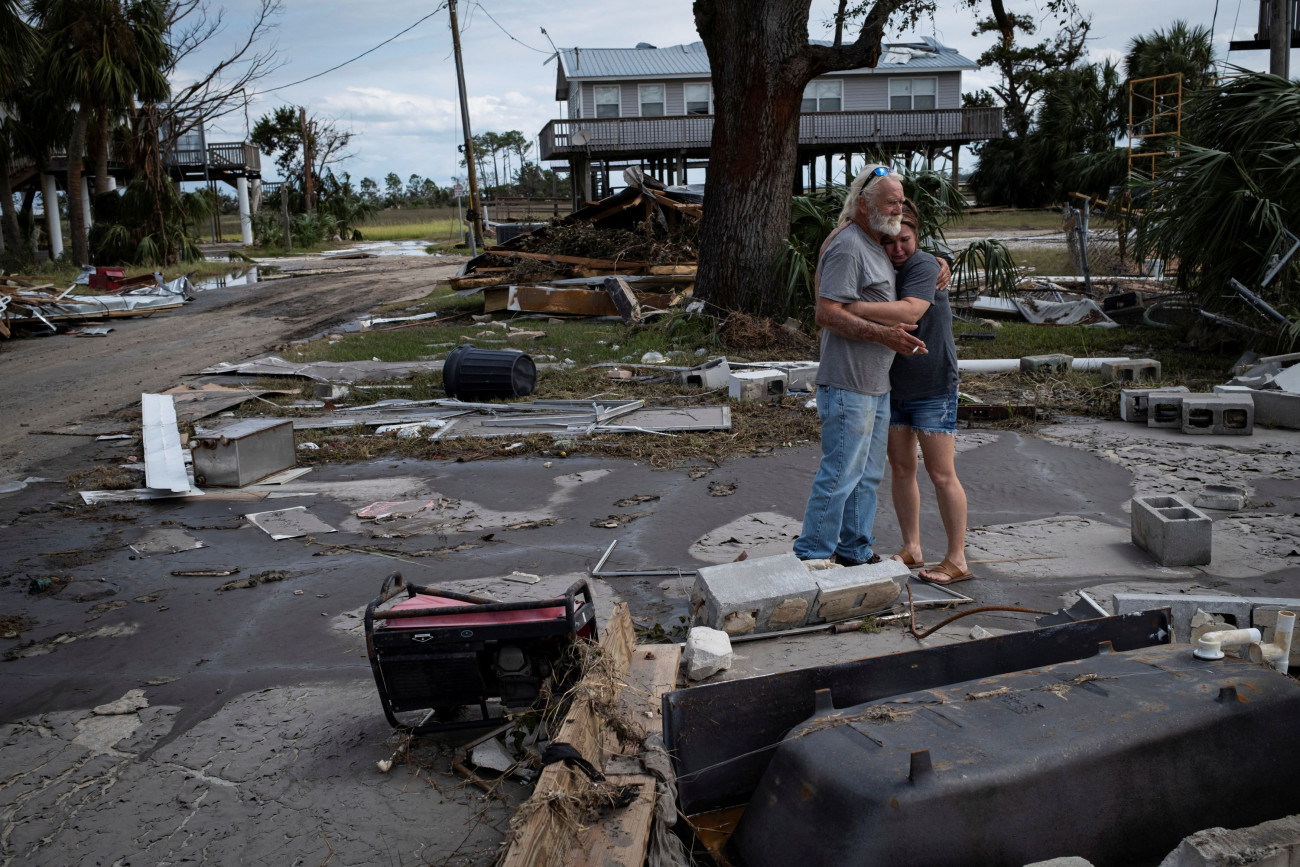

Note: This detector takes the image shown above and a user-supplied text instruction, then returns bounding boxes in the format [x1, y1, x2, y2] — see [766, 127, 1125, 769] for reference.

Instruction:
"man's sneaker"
[832, 552, 882, 567]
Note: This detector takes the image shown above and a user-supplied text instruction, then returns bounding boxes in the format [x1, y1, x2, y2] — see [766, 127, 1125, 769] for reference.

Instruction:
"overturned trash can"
[442, 345, 536, 400]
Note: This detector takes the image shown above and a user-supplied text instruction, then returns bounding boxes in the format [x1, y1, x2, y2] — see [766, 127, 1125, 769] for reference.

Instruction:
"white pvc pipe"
[956, 357, 1130, 374]
[1194, 627, 1262, 661]
[237, 176, 253, 246]
[1249, 610, 1295, 674]
[42, 173, 63, 259]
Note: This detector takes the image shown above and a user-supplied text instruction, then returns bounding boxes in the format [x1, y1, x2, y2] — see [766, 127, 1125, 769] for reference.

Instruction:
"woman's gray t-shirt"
[889, 250, 959, 400]
[815, 223, 898, 396]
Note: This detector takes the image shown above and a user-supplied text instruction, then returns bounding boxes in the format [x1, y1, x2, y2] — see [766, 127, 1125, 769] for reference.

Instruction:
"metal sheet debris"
[199, 356, 445, 383]
[141, 394, 192, 493]
[129, 528, 206, 556]
[79, 486, 206, 504]
[245, 506, 337, 540]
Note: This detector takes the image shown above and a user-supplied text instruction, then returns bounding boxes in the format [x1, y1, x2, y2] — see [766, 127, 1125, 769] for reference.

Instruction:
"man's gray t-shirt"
[889, 251, 959, 399]
[815, 223, 897, 396]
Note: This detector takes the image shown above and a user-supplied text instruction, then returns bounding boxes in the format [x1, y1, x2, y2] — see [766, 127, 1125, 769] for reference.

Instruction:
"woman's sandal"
[918, 559, 975, 585]
[890, 550, 921, 567]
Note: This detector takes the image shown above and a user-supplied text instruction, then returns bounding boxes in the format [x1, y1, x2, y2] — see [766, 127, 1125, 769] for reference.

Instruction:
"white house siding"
[842, 76, 885, 111]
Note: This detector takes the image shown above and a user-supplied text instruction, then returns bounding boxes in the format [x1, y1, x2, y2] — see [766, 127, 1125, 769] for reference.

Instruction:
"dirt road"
[0, 253, 465, 483]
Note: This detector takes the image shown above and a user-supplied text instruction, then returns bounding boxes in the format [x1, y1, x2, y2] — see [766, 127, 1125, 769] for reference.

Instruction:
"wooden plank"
[484, 249, 651, 270]
[485, 286, 678, 318]
[566, 643, 681, 867]
[501, 603, 636, 867]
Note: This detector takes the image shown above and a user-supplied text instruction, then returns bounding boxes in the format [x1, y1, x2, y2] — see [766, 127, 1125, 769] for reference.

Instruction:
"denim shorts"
[889, 388, 958, 435]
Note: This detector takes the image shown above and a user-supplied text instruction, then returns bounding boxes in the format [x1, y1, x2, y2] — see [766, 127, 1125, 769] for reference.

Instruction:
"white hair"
[837, 164, 904, 226]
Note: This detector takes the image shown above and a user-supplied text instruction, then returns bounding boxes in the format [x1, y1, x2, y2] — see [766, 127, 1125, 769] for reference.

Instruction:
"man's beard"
[869, 210, 902, 235]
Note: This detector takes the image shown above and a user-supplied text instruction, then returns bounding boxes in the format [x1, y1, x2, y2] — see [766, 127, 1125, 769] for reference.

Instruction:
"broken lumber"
[501, 603, 637, 867]
[603, 277, 642, 323]
[565, 643, 682, 866]
[484, 249, 652, 271]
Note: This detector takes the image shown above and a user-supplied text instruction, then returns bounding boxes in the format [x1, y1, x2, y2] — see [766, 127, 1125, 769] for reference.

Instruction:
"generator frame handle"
[367, 574, 598, 640]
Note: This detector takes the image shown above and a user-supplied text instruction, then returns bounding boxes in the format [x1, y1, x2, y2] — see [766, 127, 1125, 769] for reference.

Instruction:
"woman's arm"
[845, 296, 930, 326]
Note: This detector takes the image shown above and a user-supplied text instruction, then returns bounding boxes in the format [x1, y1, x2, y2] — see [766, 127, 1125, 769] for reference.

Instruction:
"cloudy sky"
[181, 0, 1286, 188]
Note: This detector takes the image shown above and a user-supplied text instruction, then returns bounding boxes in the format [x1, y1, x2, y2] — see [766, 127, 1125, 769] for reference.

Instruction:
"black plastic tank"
[733, 644, 1300, 866]
[442, 345, 536, 400]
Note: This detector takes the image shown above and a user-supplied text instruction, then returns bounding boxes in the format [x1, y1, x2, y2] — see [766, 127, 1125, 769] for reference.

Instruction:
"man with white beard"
[793, 165, 929, 567]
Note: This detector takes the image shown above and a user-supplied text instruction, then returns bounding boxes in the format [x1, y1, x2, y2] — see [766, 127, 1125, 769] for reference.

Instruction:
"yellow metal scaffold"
[1128, 73, 1183, 183]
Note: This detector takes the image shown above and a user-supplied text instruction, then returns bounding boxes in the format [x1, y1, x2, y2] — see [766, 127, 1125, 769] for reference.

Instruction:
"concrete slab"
[1159, 814, 1300, 867]
[692, 553, 819, 635]
[966, 516, 1191, 581]
[688, 511, 802, 564]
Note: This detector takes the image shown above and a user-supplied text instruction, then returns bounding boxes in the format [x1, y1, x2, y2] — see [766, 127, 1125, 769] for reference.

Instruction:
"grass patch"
[950, 208, 1063, 234]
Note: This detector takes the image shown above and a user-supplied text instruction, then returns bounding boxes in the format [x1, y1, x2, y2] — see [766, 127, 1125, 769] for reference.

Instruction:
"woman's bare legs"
[916, 431, 969, 575]
[887, 426, 923, 565]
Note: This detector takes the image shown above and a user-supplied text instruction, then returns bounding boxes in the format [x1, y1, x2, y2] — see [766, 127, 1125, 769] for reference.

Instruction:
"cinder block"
[1131, 494, 1212, 567]
[811, 559, 908, 621]
[728, 369, 787, 402]
[1102, 358, 1162, 384]
[692, 553, 819, 636]
[1181, 394, 1254, 436]
[779, 362, 820, 392]
[1020, 354, 1074, 374]
[1120, 386, 1188, 423]
[678, 357, 731, 389]
[1114, 592, 1300, 643]
[1250, 607, 1300, 670]
[1148, 392, 1216, 429]
[313, 383, 350, 400]
[1252, 390, 1300, 431]
[1212, 384, 1255, 395]
[1194, 483, 1249, 511]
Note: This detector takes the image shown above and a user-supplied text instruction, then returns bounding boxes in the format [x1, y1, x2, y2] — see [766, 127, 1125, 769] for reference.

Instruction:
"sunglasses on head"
[869, 166, 890, 178]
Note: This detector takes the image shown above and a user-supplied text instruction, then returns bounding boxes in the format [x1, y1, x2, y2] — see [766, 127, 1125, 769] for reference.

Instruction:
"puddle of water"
[322, 240, 440, 257]
[193, 268, 262, 291]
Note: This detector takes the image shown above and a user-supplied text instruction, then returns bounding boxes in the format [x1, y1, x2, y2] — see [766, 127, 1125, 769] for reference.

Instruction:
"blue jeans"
[793, 385, 890, 562]
[890, 388, 959, 435]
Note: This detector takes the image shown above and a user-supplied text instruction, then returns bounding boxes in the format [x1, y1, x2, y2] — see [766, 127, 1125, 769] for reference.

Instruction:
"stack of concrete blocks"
[1020, 354, 1074, 374]
[691, 552, 907, 636]
[1119, 386, 1188, 423]
[1149, 391, 1215, 429]
[1180, 392, 1254, 435]
[679, 357, 731, 389]
[1115, 592, 1300, 648]
[1101, 358, 1162, 384]
[728, 369, 787, 402]
[1130, 494, 1212, 566]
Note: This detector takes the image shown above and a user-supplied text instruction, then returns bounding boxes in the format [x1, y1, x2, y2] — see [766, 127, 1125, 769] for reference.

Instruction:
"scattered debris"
[591, 512, 650, 529]
[0, 614, 37, 639]
[218, 570, 289, 591]
[684, 626, 733, 681]
[245, 506, 337, 540]
[129, 528, 206, 556]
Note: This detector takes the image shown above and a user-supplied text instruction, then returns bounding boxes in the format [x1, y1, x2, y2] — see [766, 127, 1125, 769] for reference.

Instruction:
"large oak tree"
[692, 0, 931, 314]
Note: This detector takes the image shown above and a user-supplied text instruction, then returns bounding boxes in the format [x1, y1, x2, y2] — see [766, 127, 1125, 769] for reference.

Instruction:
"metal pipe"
[1193, 627, 1262, 661]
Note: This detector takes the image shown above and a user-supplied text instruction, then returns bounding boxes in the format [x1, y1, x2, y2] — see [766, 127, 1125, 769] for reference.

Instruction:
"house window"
[801, 80, 843, 112]
[889, 78, 937, 110]
[594, 85, 621, 118]
[639, 84, 665, 116]
[685, 83, 711, 115]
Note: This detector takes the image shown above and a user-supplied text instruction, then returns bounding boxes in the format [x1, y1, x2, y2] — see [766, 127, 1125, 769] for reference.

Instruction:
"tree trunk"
[0, 146, 20, 251]
[692, 0, 896, 315]
[693, 0, 813, 314]
[94, 106, 112, 195]
[66, 104, 90, 265]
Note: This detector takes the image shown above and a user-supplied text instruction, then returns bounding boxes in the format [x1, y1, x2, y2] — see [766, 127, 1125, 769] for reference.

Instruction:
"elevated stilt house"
[4, 121, 262, 257]
[539, 37, 1003, 206]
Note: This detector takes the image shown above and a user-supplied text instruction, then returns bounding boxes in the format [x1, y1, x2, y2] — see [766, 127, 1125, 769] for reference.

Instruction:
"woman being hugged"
[846, 201, 972, 584]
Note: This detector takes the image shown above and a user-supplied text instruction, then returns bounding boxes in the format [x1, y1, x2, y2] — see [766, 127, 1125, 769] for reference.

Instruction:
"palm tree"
[0, 0, 40, 251]
[1124, 21, 1217, 92]
[1134, 71, 1300, 341]
[32, 0, 171, 263]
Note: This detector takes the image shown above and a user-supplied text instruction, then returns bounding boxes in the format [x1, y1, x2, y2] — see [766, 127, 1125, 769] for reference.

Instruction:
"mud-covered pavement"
[2, 252, 1299, 866]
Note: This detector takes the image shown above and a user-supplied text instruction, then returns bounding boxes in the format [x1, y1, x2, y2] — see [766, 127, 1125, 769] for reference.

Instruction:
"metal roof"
[556, 36, 977, 83]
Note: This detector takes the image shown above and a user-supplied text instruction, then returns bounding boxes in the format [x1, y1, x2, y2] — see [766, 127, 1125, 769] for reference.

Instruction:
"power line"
[262, 5, 447, 95]
[473, 1, 551, 54]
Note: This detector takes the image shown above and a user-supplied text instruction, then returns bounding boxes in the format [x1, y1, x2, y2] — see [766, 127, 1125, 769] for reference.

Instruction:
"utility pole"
[1270, 0, 1293, 78]
[448, 0, 485, 253]
[299, 106, 315, 214]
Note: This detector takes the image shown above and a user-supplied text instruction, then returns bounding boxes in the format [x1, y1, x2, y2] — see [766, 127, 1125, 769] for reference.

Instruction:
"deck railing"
[539, 107, 1004, 160]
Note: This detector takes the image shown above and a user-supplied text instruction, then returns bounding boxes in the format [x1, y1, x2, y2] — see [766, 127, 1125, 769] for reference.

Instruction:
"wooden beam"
[483, 249, 653, 270]
[501, 604, 636, 867]
[567, 643, 682, 867]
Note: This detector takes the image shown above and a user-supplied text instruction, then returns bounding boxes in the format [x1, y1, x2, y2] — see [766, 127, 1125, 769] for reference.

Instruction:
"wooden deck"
[539, 107, 1004, 161]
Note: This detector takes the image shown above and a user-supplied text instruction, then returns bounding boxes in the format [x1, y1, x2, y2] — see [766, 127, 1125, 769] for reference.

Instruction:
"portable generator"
[364, 572, 598, 733]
